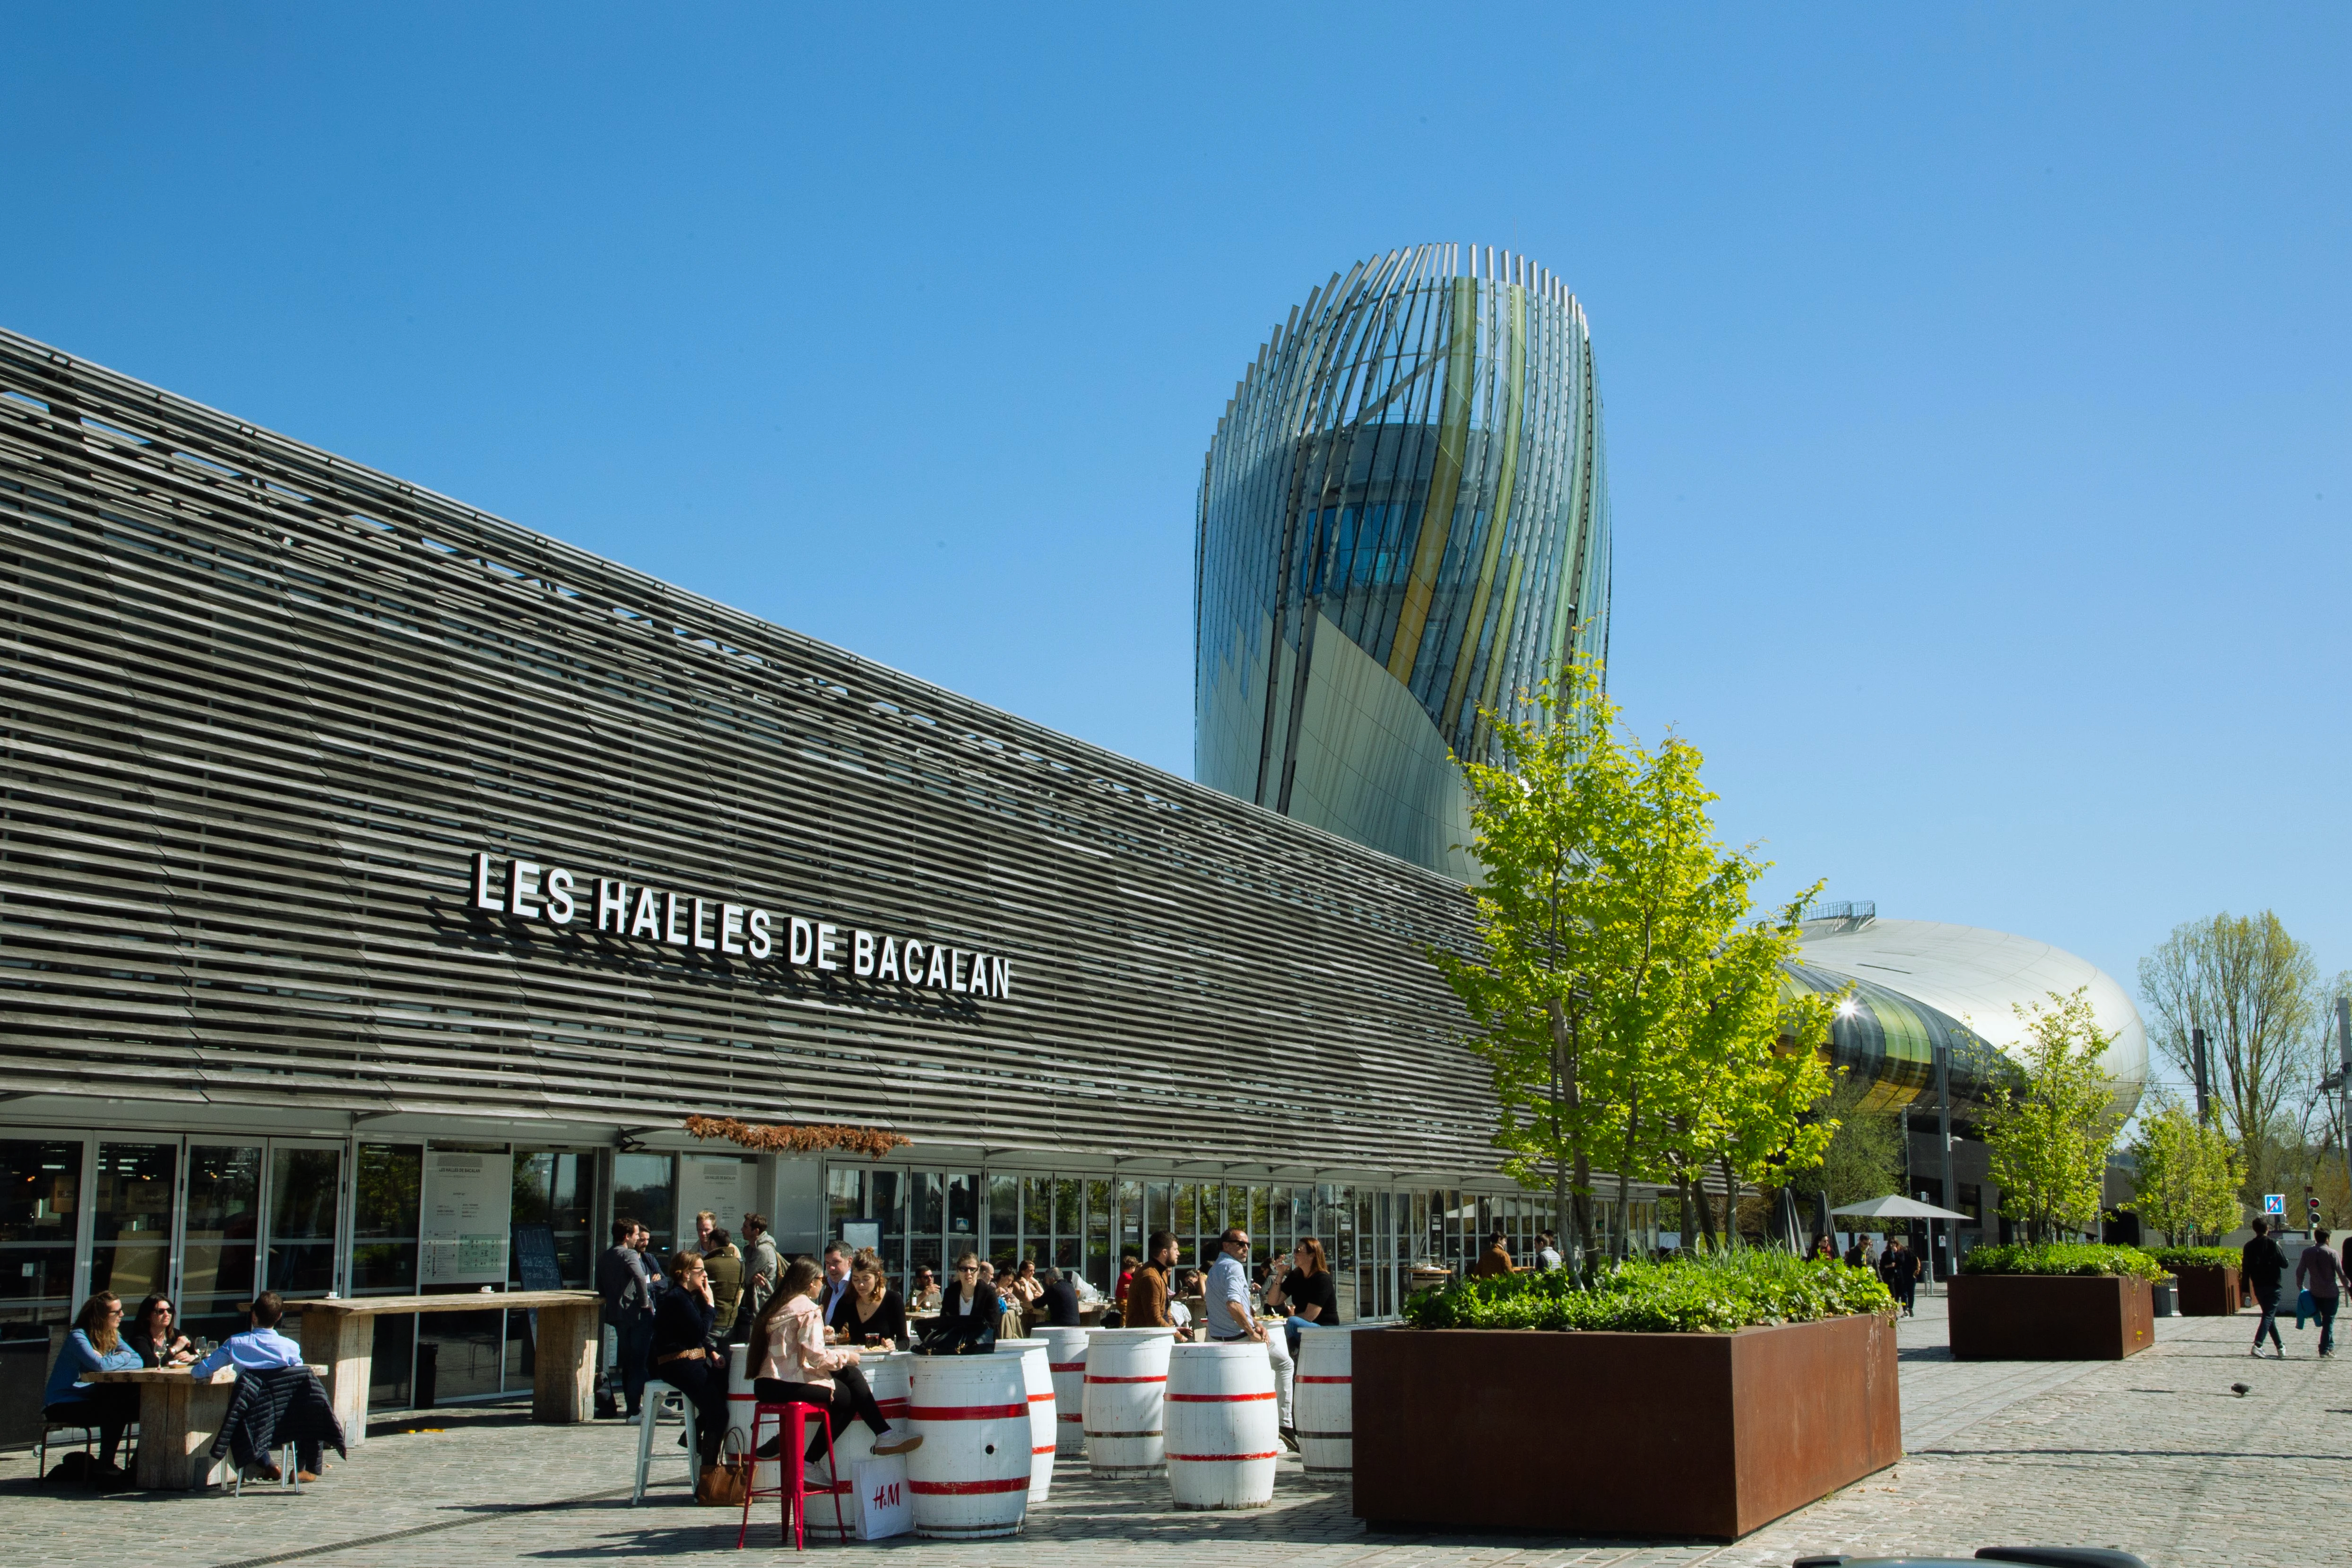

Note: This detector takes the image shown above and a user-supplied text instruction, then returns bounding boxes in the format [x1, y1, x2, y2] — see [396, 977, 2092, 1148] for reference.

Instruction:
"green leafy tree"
[2125, 1089, 2246, 1243]
[1783, 1072, 1907, 1212]
[1982, 988, 2123, 1244]
[1434, 661, 1833, 1261]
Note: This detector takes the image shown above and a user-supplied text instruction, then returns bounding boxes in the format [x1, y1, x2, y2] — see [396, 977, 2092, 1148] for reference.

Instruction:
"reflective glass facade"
[1196, 243, 1612, 877]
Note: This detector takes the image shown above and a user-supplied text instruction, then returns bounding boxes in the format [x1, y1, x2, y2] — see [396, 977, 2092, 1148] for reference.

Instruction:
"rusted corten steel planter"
[1947, 1273, 2154, 1359]
[1352, 1313, 1900, 1541]
[2170, 1265, 2240, 1317]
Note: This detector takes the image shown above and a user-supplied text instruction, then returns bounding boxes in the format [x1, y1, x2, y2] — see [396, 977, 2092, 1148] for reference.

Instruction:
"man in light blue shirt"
[1204, 1227, 1297, 1446]
[190, 1291, 306, 1378]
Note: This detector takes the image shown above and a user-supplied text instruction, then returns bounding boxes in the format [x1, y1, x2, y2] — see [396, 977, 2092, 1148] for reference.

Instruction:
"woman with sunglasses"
[129, 1295, 195, 1368]
[916, 1251, 1001, 1354]
[42, 1291, 144, 1468]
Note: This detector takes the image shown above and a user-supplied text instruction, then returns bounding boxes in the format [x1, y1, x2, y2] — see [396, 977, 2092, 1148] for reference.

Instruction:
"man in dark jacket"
[2245, 1217, 2289, 1358]
[1038, 1266, 1082, 1328]
[1878, 1236, 1920, 1315]
[597, 1219, 660, 1418]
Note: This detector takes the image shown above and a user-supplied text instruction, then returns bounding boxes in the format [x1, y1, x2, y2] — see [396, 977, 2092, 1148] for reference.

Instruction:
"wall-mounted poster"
[422, 1149, 514, 1287]
[677, 1155, 754, 1234]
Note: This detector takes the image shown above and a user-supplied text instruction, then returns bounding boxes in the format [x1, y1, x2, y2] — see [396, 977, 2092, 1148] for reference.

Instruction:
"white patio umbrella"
[1829, 1194, 1973, 1222]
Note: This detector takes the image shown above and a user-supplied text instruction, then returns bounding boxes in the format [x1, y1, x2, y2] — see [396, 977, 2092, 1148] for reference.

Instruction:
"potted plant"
[2150, 1246, 2242, 1317]
[1950, 1242, 2165, 1359]
[1354, 1251, 1900, 1541]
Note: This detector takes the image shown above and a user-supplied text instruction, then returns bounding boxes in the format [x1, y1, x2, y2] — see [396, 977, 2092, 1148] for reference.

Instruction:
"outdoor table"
[82, 1363, 327, 1490]
[295, 1290, 601, 1447]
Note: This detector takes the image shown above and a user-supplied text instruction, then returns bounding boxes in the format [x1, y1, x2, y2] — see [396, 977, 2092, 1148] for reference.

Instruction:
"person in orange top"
[1467, 1228, 1516, 1278]
[749, 1256, 920, 1482]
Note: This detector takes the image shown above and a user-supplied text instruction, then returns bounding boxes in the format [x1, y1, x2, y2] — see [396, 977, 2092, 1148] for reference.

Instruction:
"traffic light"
[2309, 1192, 2323, 1224]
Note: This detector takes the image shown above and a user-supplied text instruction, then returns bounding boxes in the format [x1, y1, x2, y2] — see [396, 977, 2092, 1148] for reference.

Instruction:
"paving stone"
[5, 1292, 2342, 1568]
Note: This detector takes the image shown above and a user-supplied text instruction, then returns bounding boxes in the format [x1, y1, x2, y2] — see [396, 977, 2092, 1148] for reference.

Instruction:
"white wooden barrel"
[1083, 1326, 1175, 1476]
[1292, 1327, 1353, 1472]
[1037, 1325, 1089, 1457]
[821, 1349, 909, 1533]
[991, 1338, 1056, 1504]
[907, 1354, 1031, 1538]
[1164, 1340, 1279, 1509]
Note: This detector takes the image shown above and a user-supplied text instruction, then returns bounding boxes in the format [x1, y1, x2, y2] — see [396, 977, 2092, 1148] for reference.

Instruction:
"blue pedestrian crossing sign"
[2264, 1193, 2286, 1215]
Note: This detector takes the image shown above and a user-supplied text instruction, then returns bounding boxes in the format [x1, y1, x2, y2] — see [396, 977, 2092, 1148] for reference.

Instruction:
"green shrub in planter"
[1401, 1248, 1894, 1334]
[1958, 1242, 2166, 1280]
[2148, 1246, 2240, 1271]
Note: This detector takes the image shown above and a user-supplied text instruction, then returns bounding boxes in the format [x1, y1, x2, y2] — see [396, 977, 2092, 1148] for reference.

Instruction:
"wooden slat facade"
[0, 326, 1508, 1185]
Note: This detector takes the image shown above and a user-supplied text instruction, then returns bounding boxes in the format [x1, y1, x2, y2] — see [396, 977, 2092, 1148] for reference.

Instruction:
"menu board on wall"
[422, 1150, 514, 1287]
[677, 1156, 754, 1234]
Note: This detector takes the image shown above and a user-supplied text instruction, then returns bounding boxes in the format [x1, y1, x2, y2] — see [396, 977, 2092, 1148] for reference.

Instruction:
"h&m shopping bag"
[854, 1455, 912, 1541]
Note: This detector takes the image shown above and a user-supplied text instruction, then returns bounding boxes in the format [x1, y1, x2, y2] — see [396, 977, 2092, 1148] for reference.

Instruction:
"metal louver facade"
[0, 326, 1520, 1185]
[1196, 243, 1611, 880]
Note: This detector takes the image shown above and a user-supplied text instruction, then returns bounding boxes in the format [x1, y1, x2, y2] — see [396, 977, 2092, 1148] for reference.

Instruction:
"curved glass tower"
[1195, 243, 1611, 879]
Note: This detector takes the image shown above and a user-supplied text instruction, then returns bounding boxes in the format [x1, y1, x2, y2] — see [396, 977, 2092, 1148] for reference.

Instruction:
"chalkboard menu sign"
[511, 1222, 563, 1292]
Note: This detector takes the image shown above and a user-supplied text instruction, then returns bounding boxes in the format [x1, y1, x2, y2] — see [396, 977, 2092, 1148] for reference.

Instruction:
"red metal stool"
[738, 1399, 847, 1550]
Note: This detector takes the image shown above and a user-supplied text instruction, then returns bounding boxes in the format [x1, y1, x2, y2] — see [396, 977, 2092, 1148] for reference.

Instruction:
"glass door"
[182, 1144, 261, 1345]
[264, 1143, 344, 1300]
[0, 1137, 83, 1334]
[89, 1141, 176, 1307]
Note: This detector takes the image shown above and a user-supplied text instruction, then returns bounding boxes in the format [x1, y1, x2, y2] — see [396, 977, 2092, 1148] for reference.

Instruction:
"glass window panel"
[183, 1144, 261, 1321]
[371, 1314, 414, 1407]
[267, 1146, 341, 1298]
[824, 1166, 863, 1249]
[352, 1144, 422, 1294]
[1172, 1184, 1198, 1256]
[1116, 1179, 1142, 1270]
[946, 1172, 978, 1246]
[511, 1150, 595, 1288]
[1022, 1177, 1051, 1259]
[1249, 1187, 1270, 1246]
[90, 1141, 174, 1302]
[1054, 1178, 1080, 1243]
[985, 1175, 1019, 1272]
[0, 1137, 81, 1327]
[616, 1153, 679, 1255]
[1085, 1179, 1110, 1290]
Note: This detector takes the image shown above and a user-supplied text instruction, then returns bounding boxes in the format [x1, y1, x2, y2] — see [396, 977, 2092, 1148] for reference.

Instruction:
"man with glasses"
[1204, 1228, 1298, 1450]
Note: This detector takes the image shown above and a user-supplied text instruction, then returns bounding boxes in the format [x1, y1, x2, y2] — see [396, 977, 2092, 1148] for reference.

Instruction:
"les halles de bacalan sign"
[465, 852, 1015, 999]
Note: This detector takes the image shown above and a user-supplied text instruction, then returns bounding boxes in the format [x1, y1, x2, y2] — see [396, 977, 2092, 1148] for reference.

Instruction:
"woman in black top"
[843, 1257, 909, 1348]
[1265, 1237, 1340, 1359]
[130, 1294, 194, 1368]
[649, 1249, 727, 1465]
[917, 1252, 1000, 1354]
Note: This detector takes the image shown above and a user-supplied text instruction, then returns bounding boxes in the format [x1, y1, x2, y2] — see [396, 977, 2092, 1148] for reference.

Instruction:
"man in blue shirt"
[191, 1291, 306, 1378]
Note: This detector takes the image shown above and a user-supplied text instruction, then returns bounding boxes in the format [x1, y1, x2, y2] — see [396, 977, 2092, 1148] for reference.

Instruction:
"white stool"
[630, 1380, 700, 1504]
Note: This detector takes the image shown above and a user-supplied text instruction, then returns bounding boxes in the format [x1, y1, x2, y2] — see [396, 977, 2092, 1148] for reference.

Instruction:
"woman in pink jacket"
[749, 1256, 921, 1481]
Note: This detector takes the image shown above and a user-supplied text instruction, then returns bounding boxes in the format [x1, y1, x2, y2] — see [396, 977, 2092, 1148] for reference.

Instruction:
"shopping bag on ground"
[854, 1455, 912, 1541]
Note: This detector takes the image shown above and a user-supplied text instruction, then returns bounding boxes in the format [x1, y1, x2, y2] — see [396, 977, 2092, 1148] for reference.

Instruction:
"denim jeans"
[2315, 1294, 2340, 1356]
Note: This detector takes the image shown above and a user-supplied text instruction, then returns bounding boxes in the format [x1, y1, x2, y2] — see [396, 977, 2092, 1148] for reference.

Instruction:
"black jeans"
[755, 1367, 890, 1462]
[654, 1353, 729, 1465]
[2253, 1285, 2283, 1350]
[46, 1386, 139, 1466]
[2314, 1293, 2340, 1356]
[611, 1316, 655, 1414]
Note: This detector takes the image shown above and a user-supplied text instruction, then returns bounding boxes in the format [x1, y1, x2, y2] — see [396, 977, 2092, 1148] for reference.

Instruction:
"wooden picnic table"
[295, 1290, 601, 1447]
[82, 1363, 327, 1490]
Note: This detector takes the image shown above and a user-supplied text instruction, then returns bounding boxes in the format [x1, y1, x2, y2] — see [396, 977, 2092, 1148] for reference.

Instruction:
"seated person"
[910, 1266, 943, 1312]
[918, 1253, 1002, 1354]
[751, 1256, 919, 1484]
[191, 1290, 307, 1377]
[43, 1291, 143, 1469]
[1038, 1266, 1081, 1328]
[649, 1249, 728, 1470]
[841, 1257, 908, 1348]
[130, 1294, 195, 1368]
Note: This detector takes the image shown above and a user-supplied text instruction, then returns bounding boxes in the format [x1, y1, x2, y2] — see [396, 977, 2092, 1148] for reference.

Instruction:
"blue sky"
[5, 8, 2346, 1016]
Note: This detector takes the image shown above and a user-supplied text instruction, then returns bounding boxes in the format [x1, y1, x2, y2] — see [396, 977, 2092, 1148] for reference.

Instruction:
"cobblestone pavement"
[6, 1296, 2341, 1568]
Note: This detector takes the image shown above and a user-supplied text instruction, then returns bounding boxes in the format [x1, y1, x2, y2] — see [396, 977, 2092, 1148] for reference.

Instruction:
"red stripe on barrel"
[1168, 1451, 1281, 1462]
[1296, 1375, 1350, 1384]
[1083, 1374, 1167, 1383]
[908, 1403, 1028, 1421]
[1168, 1390, 1275, 1402]
[1049, 1360, 1083, 1372]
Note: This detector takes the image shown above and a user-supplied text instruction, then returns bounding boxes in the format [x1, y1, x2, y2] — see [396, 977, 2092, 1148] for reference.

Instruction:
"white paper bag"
[854, 1455, 912, 1541]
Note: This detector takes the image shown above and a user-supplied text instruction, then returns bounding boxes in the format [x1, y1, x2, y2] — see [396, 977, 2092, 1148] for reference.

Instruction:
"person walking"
[1878, 1236, 1920, 1316]
[2244, 1217, 2289, 1359]
[596, 1218, 659, 1419]
[2296, 1226, 2345, 1358]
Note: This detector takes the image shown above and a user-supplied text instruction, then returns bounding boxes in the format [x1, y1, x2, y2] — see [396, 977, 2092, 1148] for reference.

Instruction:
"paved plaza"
[7, 1297, 2343, 1568]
